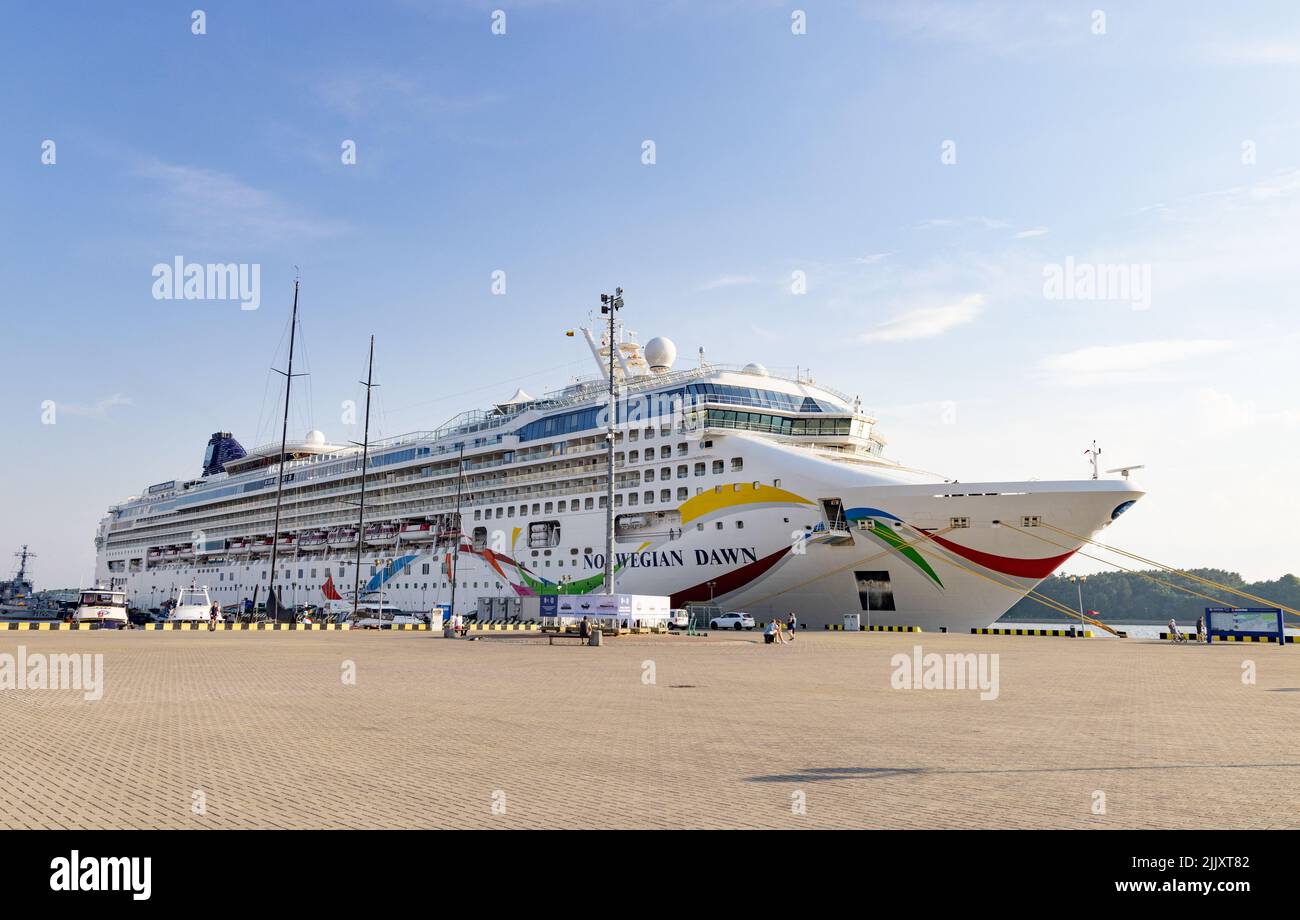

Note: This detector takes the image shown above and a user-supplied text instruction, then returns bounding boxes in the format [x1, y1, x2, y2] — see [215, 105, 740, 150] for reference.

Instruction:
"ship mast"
[13, 546, 34, 585]
[351, 335, 376, 621]
[267, 279, 304, 623]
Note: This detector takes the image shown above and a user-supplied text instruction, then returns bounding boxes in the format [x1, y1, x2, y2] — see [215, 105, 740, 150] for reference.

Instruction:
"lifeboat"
[249, 536, 274, 552]
[275, 533, 298, 551]
[364, 523, 399, 546]
[298, 530, 329, 550]
[327, 528, 359, 549]
[399, 521, 436, 542]
[227, 538, 249, 553]
[147, 548, 163, 561]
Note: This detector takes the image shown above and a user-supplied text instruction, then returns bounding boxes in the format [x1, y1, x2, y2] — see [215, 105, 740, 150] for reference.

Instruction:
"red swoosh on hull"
[925, 532, 1075, 579]
[670, 547, 790, 608]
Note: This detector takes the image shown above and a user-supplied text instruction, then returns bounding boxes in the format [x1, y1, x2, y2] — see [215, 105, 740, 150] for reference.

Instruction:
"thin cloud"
[1202, 37, 1300, 66]
[316, 68, 501, 119]
[914, 217, 1010, 231]
[698, 274, 758, 291]
[859, 294, 985, 343]
[854, 251, 893, 265]
[57, 394, 132, 419]
[135, 159, 348, 242]
[1014, 227, 1049, 239]
[1038, 339, 1236, 386]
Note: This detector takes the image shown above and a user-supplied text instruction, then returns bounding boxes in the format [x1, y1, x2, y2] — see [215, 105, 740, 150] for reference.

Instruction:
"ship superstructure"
[94, 327, 1142, 630]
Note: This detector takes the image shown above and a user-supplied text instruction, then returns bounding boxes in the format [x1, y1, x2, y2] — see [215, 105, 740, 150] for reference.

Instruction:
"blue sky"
[3, 0, 1299, 587]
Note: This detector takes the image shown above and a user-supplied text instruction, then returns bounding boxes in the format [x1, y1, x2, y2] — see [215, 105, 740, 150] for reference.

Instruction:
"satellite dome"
[743, 362, 769, 377]
[644, 337, 677, 373]
[305, 430, 325, 447]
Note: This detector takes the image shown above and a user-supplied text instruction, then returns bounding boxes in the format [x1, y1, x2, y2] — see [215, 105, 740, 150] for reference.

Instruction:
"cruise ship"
[93, 326, 1143, 630]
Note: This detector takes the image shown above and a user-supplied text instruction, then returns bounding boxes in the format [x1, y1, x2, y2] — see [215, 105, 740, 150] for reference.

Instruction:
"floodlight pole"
[599, 287, 624, 596]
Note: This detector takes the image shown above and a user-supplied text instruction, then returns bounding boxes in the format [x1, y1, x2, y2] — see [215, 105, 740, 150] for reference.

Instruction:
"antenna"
[1105, 464, 1145, 480]
[1084, 440, 1101, 480]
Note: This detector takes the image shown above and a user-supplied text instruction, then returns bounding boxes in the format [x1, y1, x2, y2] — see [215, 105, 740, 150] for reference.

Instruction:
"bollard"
[589, 627, 602, 647]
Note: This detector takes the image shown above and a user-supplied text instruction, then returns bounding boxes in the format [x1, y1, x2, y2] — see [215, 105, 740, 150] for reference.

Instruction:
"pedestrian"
[786, 611, 797, 640]
[764, 619, 777, 645]
[209, 602, 219, 631]
[579, 616, 591, 646]
[1197, 616, 1207, 644]
[1168, 617, 1185, 643]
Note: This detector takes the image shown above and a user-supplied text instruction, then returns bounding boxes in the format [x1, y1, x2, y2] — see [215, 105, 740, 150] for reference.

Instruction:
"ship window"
[661, 466, 671, 480]
[629, 450, 639, 463]
[715, 521, 724, 530]
[628, 430, 638, 442]
[950, 517, 970, 529]
[677, 442, 688, 456]
[736, 520, 744, 529]
[677, 465, 688, 478]
[696, 523, 704, 531]
[712, 460, 724, 474]
[628, 493, 639, 506]
[422, 564, 430, 575]
[644, 427, 654, 438]
[774, 479, 782, 488]
[644, 491, 654, 504]
[507, 507, 515, 518]
[545, 502, 553, 513]
[1021, 515, 1040, 528]
[598, 496, 607, 509]
[660, 489, 671, 502]
[584, 498, 594, 510]
[677, 488, 688, 501]
[731, 458, 743, 471]
[474, 510, 482, 521]
[614, 494, 623, 507]
[694, 462, 705, 476]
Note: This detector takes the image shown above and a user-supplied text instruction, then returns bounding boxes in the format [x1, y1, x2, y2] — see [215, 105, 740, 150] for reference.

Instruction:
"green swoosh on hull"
[864, 523, 944, 589]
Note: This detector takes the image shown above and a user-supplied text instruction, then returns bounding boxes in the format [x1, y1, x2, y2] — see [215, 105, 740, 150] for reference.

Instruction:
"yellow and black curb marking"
[1159, 632, 1294, 643]
[971, 627, 1094, 637]
[824, 624, 923, 632]
[467, 623, 540, 632]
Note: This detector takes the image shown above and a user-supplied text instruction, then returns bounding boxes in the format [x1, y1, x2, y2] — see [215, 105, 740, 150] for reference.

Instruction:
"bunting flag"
[321, 575, 343, 601]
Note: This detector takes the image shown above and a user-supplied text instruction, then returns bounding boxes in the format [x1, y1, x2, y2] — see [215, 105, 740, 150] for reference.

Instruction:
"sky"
[2, 0, 1298, 588]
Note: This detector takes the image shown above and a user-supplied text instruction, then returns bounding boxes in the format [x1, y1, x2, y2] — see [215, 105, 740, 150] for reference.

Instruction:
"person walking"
[1168, 617, 1185, 642]
[1197, 616, 1208, 644]
[209, 602, 219, 631]
[579, 616, 591, 646]
[786, 611, 797, 640]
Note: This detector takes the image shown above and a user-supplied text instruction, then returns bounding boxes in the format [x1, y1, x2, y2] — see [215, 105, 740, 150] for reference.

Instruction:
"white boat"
[327, 528, 358, 549]
[299, 530, 329, 550]
[399, 522, 437, 542]
[92, 314, 1144, 632]
[165, 584, 218, 622]
[72, 588, 130, 628]
[364, 524, 399, 547]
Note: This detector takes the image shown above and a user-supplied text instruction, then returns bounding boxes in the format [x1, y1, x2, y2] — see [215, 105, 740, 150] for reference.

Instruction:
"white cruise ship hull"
[96, 429, 1142, 631]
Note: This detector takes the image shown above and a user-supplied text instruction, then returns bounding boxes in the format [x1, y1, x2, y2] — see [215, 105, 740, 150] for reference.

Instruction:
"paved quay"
[0, 630, 1296, 829]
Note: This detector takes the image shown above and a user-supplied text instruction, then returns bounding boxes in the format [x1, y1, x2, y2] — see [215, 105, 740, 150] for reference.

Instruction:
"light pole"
[599, 287, 624, 596]
[1069, 574, 1086, 636]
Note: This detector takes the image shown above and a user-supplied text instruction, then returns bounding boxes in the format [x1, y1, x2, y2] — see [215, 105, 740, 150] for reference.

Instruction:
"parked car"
[667, 608, 689, 629]
[709, 611, 756, 631]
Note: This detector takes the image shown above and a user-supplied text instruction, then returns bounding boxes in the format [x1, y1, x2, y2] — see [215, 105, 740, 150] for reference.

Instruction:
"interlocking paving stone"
[0, 630, 1296, 828]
